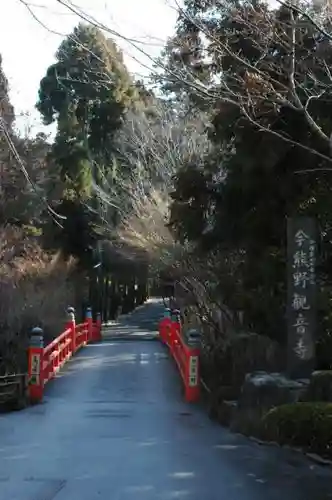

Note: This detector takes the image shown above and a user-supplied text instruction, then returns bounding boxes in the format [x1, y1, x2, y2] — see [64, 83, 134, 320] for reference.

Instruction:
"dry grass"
[0, 225, 78, 373]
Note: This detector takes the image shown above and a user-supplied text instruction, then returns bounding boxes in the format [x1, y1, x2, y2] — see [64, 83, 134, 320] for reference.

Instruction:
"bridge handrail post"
[158, 308, 171, 344]
[86, 307, 93, 343]
[96, 312, 102, 341]
[184, 330, 201, 403]
[28, 327, 44, 404]
[170, 309, 181, 351]
[66, 306, 76, 354]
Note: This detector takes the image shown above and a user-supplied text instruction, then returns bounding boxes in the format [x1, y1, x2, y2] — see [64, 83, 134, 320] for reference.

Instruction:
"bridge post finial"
[66, 306, 76, 354]
[67, 306, 75, 322]
[96, 312, 102, 341]
[86, 306, 93, 343]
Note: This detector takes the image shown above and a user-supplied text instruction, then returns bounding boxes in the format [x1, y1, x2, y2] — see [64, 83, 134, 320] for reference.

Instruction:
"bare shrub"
[93, 107, 210, 267]
[0, 226, 78, 374]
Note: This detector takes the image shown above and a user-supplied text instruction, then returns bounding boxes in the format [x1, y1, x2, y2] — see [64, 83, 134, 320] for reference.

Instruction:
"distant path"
[0, 300, 331, 499]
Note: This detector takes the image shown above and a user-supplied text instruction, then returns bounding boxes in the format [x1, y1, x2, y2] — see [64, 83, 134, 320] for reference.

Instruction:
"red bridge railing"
[28, 307, 102, 404]
[158, 309, 200, 403]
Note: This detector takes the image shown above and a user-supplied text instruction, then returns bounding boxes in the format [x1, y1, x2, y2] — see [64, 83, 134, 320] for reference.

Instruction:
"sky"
[0, 0, 179, 136]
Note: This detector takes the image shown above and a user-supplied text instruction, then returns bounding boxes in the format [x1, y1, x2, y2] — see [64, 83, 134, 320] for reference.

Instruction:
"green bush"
[302, 371, 332, 402]
[262, 403, 332, 458]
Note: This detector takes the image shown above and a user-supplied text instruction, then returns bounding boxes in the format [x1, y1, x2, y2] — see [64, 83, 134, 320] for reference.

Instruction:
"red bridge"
[0, 299, 331, 499]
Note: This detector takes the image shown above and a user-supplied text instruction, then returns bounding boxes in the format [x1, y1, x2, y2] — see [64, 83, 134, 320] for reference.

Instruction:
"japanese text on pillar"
[291, 229, 316, 360]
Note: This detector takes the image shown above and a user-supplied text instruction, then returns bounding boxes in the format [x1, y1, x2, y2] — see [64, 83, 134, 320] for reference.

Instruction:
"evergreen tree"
[163, 0, 332, 346]
[37, 23, 138, 199]
[36, 24, 139, 263]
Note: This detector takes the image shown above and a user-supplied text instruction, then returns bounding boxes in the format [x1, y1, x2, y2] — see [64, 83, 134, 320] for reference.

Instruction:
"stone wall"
[231, 372, 309, 436]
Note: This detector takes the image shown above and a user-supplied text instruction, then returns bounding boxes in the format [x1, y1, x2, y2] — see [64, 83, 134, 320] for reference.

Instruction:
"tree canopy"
[36, 23, 142, 264]
[37, 23, 138, 200]
[3, 0, 332, 363]
[157, 0, 332, 354]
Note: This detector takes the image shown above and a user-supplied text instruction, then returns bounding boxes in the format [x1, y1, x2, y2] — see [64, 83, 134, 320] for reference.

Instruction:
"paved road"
[0, 300, 332, 499]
